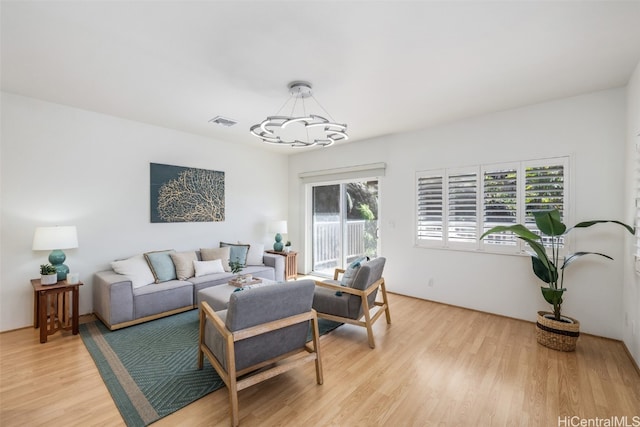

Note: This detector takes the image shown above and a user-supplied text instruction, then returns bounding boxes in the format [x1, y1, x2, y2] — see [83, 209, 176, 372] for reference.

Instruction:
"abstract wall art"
[150, 163, 225, 223]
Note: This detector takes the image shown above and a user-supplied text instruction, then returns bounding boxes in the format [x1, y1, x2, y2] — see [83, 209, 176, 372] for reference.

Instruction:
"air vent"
[209, 116, 237, 127]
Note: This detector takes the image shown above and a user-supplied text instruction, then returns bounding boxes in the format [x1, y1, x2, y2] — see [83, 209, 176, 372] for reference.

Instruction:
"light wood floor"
[1, 293, 639, 426]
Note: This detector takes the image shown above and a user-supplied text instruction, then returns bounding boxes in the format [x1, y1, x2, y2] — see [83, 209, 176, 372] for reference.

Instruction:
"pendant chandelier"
[250, 81, 348, 148]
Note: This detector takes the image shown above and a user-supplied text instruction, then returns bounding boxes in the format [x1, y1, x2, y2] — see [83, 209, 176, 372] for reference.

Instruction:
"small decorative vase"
[41, 273, 58, 285]
[284, 247, 291, 253]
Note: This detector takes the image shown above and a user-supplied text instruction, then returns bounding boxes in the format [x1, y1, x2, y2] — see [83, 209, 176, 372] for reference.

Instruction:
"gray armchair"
[313, 257, 390, 348]
[197, 280, 323, 427]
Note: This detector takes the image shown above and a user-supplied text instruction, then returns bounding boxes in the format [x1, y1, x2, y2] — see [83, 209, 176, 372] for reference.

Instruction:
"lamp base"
[49, 249, 69, 281]
[273, 233, 283, 252]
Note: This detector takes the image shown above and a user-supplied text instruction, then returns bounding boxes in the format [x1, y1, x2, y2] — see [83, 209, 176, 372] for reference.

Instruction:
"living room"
[2, 1, 640, 426]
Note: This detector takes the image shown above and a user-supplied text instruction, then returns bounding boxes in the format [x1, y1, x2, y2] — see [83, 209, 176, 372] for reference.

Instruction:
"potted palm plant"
[480, 209, 634, 351]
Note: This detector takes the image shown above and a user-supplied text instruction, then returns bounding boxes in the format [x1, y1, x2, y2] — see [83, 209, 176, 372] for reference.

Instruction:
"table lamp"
[270, 220, 288, 251]
[32, 226, 79, 280]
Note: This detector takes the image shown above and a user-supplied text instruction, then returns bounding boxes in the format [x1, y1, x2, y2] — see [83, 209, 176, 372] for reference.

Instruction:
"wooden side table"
[31, 278, 82, 343]
[266, 250, 298, 281]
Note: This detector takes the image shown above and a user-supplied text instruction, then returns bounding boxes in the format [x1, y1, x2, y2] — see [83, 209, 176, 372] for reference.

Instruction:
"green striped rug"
[80, 309, 341, 426]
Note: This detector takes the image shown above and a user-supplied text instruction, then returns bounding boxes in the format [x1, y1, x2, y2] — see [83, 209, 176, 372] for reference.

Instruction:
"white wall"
[623, 61, 640, 366]
[289, 88, 628, 339]
[0, 92, 288, 332]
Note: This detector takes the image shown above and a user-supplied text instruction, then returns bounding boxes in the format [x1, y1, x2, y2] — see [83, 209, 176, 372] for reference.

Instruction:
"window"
[447, 170, 478, 244]
[416, 157, 568, 254]
[482, 165, 518, 247]
[416, 173, 443, 241]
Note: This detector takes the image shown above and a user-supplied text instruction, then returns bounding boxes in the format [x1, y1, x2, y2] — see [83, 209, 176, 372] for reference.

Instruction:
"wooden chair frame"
[314, 268, 391, 349]
[197, 301, 323, 427]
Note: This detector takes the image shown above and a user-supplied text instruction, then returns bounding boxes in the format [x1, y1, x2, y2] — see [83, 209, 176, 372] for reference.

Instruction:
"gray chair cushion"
[205, 280, 315, 372]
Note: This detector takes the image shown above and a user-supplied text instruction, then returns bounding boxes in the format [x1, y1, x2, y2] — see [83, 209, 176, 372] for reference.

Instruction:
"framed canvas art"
[150, 163, 225, 223]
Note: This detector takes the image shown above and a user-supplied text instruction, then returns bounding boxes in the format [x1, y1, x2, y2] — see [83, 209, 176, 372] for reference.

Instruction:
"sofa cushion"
[200, 246, 231, 272]
[111, 254, 155, 289]
[241, 242, 265, 266]
[170, 251, 198, 280]
[220, 242, 250, 266]
[194, 259, 225, 277]
[144, 250, 177, 283]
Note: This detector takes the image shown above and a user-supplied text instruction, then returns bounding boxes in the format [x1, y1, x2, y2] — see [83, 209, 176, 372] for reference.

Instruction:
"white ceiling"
[2, 1, 640, 153]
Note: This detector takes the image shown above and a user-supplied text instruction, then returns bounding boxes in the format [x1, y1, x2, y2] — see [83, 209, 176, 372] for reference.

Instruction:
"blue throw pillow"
[220, 242, 250, 266]
[144, 250, 177, 283]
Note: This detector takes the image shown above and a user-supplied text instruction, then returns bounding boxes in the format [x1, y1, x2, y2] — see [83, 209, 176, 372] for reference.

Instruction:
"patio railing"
[313, 220, 372, 273]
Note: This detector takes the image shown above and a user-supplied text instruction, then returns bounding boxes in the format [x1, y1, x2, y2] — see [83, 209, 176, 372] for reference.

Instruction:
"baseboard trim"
[622, 341, 640, 376]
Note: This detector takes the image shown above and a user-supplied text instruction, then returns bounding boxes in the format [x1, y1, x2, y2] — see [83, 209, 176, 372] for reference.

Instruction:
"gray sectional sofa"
[93, 251, 284, 330]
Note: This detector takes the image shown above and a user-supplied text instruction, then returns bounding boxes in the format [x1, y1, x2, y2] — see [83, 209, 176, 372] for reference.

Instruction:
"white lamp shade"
[32, 226, 79, 250]
[270, 220, 288, 234]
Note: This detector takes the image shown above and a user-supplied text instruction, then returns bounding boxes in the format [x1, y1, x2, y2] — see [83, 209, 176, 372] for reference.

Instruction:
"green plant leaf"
[562, 251, 613, 269]
[533, 209, 566, 236]
[531, 256, 557, 284]
[541, 287, 564, 306]
[573, 219, 635, 235]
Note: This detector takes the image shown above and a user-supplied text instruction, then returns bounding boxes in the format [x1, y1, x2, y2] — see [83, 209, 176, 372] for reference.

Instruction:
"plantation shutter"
[447, 171, 478, 243]
[524, 160, 567, 247]
[482, 166, 518, 247]
[416, 156, 568, 253]
[417, 173, 444, 241]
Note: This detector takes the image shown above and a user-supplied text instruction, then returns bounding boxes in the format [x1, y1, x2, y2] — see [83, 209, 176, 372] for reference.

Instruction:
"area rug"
[80, 310, 341, 427]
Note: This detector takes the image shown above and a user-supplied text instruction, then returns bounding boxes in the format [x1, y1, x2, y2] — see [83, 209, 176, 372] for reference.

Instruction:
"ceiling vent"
[209, 116, 238, 127]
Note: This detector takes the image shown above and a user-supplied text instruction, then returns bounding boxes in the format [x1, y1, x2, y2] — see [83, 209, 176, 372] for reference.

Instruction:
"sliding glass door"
[311, 180, 379, 276]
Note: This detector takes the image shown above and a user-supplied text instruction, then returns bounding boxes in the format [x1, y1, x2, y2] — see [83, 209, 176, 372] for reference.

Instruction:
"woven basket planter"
[535, 311, 580, 352]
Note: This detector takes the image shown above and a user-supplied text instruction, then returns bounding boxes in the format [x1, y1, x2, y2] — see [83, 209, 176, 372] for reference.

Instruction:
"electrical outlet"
[428, 278, 434, 287]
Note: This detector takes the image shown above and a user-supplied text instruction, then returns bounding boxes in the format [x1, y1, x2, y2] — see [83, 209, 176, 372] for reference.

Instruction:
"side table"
[266, 250, 298, 281]
[31, 278, 83, 343]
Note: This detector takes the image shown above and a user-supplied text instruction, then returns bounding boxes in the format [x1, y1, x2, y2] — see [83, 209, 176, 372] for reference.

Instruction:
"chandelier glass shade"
[250, 81, 348, 148]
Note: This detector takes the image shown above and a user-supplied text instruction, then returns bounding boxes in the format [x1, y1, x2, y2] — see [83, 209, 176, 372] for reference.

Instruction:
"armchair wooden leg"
[381, 279, 392, 324]
[310, 314, 323, 385]
[361, 295, 376, 349]
[226, 334, 239, 427]
[229, 386, 239, 427]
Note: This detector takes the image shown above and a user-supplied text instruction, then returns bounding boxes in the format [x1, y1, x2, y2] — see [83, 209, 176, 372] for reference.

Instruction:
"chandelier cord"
[309, 93, 337, 123]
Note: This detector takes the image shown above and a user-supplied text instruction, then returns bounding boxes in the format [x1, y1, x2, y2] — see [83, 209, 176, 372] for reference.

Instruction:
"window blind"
[417, 174, 444, 241]
[447, 171, 478, 244]
[483, 167, 518, 247]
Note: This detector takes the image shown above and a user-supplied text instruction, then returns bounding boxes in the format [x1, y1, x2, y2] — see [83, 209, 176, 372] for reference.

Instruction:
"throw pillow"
[111, 254, 155, 289]
[220, 242, 250, 267]
[193, 259, 226, 277]
[170, 251, 198, 280]
[200, 246, 231, 272]
[340, 256, 369, 287]
[241, 242, 265, 266]
[144, 250, 177, 283]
